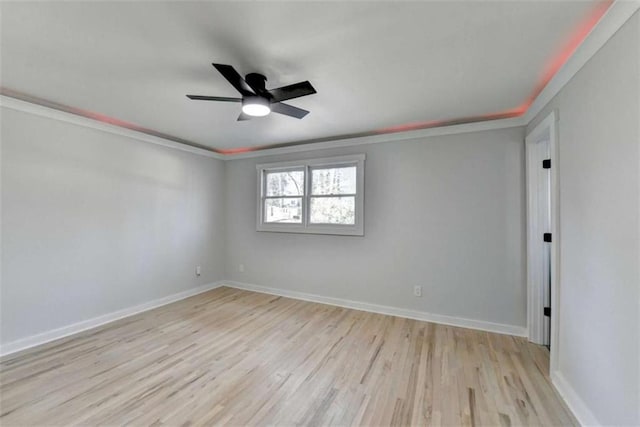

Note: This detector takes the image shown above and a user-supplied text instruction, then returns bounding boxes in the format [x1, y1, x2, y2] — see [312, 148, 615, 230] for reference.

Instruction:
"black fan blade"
[268, 81, 316, 102]
[237, 112, 252, 121]
[212, 63, 255, 96]
[186, 95, 242, 102]
[271, 102, 309, 119]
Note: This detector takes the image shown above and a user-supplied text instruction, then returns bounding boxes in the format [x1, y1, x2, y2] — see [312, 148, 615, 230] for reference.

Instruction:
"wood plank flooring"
[0, 287, 576, 426]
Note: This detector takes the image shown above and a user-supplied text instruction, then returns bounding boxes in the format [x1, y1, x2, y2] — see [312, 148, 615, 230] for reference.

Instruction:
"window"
[257, 154, 365, 235]
[263, 169, 304, 223]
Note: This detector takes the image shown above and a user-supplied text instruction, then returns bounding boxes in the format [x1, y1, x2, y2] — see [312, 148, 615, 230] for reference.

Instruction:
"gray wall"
[224, 127, 527, 329]
[1, 107, 226, 345]
[527, 11, 640, 425]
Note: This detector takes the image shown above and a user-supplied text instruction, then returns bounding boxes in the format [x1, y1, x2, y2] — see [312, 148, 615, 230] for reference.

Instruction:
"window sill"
[257, 223, 364, 236]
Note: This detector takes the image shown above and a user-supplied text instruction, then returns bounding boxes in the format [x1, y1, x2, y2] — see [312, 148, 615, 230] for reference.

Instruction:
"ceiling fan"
[187, 63, 316, 121]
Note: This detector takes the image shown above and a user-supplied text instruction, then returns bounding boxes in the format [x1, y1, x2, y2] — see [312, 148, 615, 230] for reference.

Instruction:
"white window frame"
[256, 154, 365, 236]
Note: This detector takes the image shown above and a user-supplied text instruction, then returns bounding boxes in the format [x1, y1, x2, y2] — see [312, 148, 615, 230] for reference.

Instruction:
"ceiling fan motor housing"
[245, 73, 267, 93]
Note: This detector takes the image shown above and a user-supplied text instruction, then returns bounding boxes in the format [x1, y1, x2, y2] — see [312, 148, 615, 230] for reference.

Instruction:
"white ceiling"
[1, 1, 603, 152]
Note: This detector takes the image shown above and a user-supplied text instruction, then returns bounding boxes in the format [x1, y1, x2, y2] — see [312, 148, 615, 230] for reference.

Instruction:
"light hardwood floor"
[0, 287, 576, 426]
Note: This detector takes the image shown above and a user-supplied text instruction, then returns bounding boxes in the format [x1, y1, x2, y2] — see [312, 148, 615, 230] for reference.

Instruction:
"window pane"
[311, 166, 356, 195]
[264, 198, 302, 223]
[266, 170, 304, 196]
[310, 196, 355, 225]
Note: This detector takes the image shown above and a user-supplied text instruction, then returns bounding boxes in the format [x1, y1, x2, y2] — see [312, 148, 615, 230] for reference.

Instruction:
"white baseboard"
[223, 281, 527, 337]
[0, 281, 224, 358]
[0, 279, 528, 358]
[551, 370, 600, 426]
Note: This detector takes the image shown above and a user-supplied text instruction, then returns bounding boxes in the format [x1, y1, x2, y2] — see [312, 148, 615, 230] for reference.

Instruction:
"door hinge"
[542, 159, 551, 169]
[543, 233, 552, 242]
[544, 307, 551, 317]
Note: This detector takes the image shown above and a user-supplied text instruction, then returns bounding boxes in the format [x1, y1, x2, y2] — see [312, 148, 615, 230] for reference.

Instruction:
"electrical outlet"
[196, 265, 201, 276]
[413, 285, 422, 297]
[238, 264, 245, 273]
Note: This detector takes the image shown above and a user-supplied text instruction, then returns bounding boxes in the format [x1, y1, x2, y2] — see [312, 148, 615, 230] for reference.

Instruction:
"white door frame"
[525, 111, 559, 372]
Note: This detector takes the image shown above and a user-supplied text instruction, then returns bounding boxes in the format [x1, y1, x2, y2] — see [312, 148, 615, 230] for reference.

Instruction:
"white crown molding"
[224, 116, 527, 160]
[524, 0, 640, 123]
[223, 281, 528, 337]
[0, 95, 225, 160]
[551, 370, 601, 426]
[1, 91, 524, 161]
[0, 282, 224, 358]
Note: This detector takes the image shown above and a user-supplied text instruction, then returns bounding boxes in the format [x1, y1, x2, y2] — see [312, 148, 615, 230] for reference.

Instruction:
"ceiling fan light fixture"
[242, 96, 271, 117]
